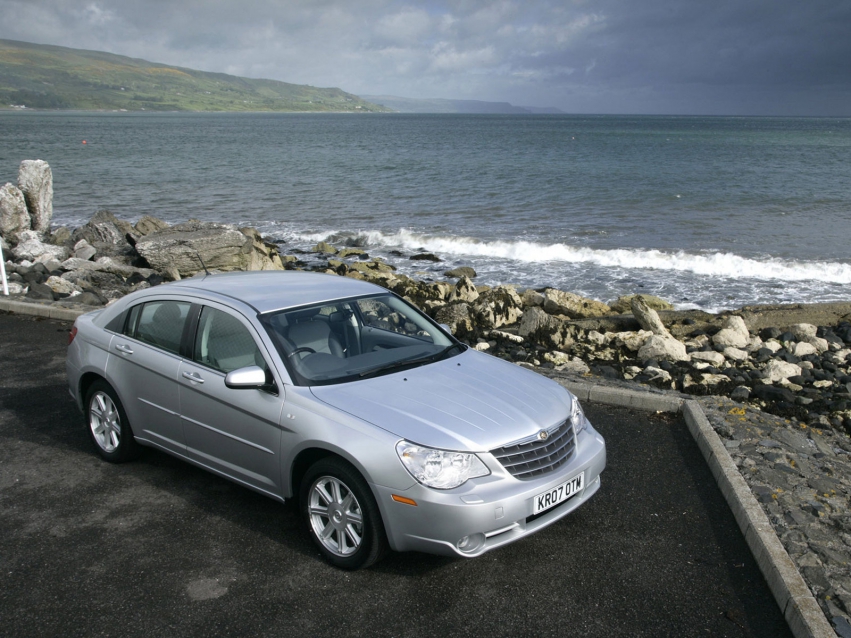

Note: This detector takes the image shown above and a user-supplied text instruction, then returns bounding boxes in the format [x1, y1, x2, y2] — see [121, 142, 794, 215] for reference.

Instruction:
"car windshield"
[259, 293, 464, 386]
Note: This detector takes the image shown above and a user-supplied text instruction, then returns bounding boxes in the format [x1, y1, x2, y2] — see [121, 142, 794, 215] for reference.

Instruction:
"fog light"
[456, 533, 485, 554]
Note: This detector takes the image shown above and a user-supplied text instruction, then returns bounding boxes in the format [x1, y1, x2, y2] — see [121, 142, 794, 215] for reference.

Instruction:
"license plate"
[532, 472, 585, 515]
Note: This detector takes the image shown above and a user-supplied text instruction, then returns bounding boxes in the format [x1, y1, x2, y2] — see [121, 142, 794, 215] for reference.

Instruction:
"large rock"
[61, 256, 156, 279]
[0, 183, 29, 244]
[471, 286, 523, 331]
[610, 294, 673, 314]
[17, 160, 53, 235]
[134, 215, 170, 236]
[542, 289, 611, 319]
[449, 276, 479, 303]
[712, 315, 749, 349]
[630, 295, 670, 336]
[444, 266, 477, 279]
[12, 230, 69, 262]
[765, 360, 802, 383]
[637, 334, 690, 362]
[71, 210, 138, 259]
[135, 221, 282, 277]
[434, 303, 475, 339]
[517, 306, 574, 351]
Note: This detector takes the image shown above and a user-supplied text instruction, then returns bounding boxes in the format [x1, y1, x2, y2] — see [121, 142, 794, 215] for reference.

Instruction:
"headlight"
[396, 441, 490, 490]
[570, 397, 587, 434]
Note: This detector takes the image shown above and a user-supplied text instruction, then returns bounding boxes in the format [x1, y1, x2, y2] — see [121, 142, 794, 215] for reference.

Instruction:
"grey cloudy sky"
[1, 0, 850, 115]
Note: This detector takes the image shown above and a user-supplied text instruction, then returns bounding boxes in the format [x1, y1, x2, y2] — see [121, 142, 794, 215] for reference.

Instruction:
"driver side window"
[194, 307, 265, 374]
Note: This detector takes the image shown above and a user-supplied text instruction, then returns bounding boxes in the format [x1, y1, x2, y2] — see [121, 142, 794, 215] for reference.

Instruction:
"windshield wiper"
[358, 343, 466, 379]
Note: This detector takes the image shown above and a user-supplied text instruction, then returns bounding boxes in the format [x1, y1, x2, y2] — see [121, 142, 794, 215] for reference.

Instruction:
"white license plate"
[532, 472, 585, 515]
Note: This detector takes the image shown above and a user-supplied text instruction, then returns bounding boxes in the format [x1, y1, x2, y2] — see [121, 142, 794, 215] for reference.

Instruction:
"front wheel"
[85, 380, 139, 463]
[300, 457, 388, 570]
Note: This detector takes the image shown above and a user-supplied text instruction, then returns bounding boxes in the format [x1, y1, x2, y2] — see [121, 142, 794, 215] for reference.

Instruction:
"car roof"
[166, 271, 386, 314]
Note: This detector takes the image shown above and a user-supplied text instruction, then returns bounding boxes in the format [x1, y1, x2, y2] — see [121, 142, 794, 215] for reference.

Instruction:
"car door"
[106, 299, 191, 454]
[177, 304, 285, 496]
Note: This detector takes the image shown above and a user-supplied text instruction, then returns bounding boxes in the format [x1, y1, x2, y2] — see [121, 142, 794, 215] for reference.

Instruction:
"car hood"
[310, 350, 574, 451]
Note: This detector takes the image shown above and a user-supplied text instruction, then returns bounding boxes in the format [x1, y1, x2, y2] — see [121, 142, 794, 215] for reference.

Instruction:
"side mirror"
[225, 365, 267, 389]
[439, 323, 453, 335]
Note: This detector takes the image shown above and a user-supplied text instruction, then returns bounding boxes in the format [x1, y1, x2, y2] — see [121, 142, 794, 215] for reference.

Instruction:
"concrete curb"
[560, 381, 836, 638]
[0, 298, 87, 321]
[0, 300, 837, 637]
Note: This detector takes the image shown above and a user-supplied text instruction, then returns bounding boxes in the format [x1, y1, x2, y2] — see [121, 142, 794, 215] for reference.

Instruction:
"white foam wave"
[290, 228, 851, 285]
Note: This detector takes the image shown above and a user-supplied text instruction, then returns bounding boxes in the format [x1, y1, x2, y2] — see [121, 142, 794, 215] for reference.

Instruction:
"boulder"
[73, 239, 97, 261]
[691, 350, 726, 366]
[410, 253, 441, 262]
[471, 286, 523, 331]
[542, 289, 611, 319]
[792, 342, 818, 358]
[637, 334, 689, 362]
[444, 266, 477, 279]
[434, 303, 475, 339]
[313, 241, 338, 255]
[390, 278, 448, 307]
[448, 276, 479, 303]
[12, 230, 69, 262]
[517, 306, 574, 351]
[135, 221, 282, 277]
[612, 330, 653, 352]
[765, 359, 803, 383]
[723, 346, 749, 362]
[611, 294, 673, 314]
[45, 275, 81, 296]
[790, 323, 818, 341]
[0, 183, 29, 244]
[71, 210, 139, 260]
[521, 289, 545, 308]
[630, 295, 670, 336]
[17, 160, 53, 235]
[49, 226, 71, 246]
[26, 282, 55, 300]
[333, 248, 362, 258]
[134, 215, 170, 236]
[712, 315, 749, 349]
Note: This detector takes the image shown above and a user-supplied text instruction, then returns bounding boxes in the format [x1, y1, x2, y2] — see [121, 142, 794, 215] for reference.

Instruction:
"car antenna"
[194, 250, 211, 277]
[178, 240, 211, 277]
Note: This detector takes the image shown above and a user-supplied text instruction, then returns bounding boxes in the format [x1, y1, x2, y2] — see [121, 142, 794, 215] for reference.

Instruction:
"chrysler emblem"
[538, 430, 549, 441]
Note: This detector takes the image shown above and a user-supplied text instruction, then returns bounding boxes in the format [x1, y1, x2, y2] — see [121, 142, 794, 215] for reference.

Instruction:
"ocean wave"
[286, 228, 851, 284]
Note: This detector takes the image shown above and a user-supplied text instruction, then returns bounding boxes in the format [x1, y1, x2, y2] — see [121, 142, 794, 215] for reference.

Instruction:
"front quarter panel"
[280, 385, 415, 499]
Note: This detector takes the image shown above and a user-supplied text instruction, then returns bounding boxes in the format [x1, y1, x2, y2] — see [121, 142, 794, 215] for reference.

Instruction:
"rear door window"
[127, 301, 191, 355]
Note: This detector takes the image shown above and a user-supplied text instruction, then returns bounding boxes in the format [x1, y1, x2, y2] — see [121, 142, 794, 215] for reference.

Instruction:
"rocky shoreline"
[3, 159, 851, 634]
[2, 160, 850, 436]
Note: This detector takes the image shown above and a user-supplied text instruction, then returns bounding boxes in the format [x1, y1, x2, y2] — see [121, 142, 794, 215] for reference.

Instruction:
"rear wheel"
[85, 380, 139, 463]
[300, 457, 388, 570]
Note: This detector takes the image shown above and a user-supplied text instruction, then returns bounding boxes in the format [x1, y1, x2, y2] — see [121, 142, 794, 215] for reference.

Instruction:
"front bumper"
[374, 423, 607, 557]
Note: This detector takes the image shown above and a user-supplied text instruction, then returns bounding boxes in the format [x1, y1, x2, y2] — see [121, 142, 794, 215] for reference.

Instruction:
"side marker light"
[391, 494, 418, 506]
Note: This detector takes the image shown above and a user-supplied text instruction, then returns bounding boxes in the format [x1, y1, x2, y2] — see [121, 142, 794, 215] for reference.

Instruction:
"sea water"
[1, 111, 849, 312]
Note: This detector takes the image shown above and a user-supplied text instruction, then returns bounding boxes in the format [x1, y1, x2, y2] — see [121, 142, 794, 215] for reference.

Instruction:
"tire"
[300, 457, 388, 570]
[85, 379, 139, 463]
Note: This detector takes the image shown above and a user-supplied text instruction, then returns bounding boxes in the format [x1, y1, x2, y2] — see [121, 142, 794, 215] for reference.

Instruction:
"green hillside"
[0, 39, 390, 112]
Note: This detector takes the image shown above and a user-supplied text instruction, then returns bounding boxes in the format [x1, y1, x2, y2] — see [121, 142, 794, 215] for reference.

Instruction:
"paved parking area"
[0, 312, 792, 637]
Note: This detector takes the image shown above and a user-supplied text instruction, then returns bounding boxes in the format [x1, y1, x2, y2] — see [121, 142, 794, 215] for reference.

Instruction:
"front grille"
[490, 420, 577, 480]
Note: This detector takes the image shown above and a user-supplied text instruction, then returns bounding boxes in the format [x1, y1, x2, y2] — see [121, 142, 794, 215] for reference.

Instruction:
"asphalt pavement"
[0, 311, 793, 637]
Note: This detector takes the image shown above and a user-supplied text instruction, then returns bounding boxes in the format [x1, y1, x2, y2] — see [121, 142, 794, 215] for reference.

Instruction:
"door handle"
[115, 343, 133, 355]
[182, 371, 205, 384]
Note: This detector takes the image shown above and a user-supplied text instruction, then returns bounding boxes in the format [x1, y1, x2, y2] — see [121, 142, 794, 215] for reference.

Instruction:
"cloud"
[0, 0, 848, 114]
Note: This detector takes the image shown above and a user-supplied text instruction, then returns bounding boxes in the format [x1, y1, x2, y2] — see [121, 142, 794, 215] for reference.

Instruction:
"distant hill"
[362, 95, 564, 114]
[0, 39, 390, 113]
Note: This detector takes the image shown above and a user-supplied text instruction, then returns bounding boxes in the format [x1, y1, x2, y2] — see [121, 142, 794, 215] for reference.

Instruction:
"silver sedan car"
[67, 271, 606, 569]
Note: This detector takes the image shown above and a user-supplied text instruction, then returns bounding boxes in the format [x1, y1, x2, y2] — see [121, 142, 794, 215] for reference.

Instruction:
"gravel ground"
[700, 396, 851, 637]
